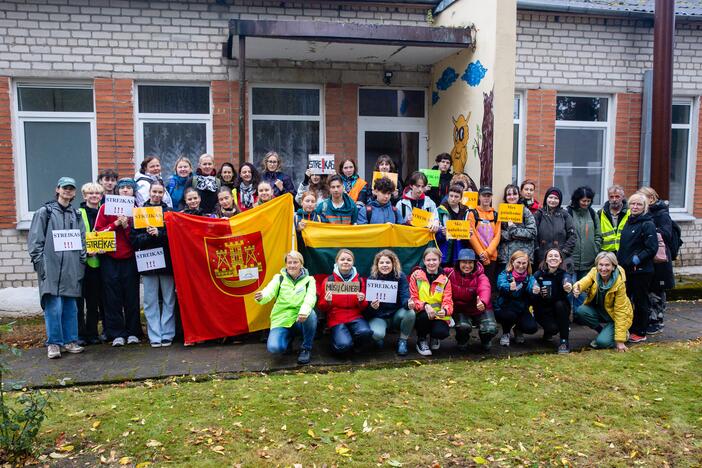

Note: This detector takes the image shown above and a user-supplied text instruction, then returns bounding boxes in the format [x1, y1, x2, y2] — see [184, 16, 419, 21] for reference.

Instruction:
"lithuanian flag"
[165, 194, 294, 343]
[300, 222, 436, 276]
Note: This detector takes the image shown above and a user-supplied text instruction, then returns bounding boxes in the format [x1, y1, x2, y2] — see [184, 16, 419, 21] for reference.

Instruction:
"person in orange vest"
[337, 158, 368, 205]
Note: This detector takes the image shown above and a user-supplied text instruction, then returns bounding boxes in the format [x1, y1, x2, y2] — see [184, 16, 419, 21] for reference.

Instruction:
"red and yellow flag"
[165, 194, 294, 343]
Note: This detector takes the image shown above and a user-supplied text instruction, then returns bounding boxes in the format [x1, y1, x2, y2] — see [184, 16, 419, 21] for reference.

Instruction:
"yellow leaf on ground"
[92, 421, 101, 429]
[49, 452, 69, 459]
[58, 445, 74, 452]
[336, 446, 351, 456]
[119, 456, 131, 465]
[307, 429, 317, 439]
[593, 421, 607, 428]
[136, 463, 152, 468]
[473, 456, 488, 465]
[145, 440, 162, 447]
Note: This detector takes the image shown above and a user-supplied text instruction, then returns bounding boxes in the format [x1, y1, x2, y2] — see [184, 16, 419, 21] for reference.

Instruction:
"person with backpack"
[255, 250, 318, 365]
[261, 151, 296, 198]
[568, 186, 602, 283]
[166, 157, 193, 212]
[494, 250, 539, 347]
[338, 158, 368, 205]
[135, 155, 173, 208]
[468, 186, 501, 286]
[598, 185, 629, 252]
[436, 184, 471, 266]
[28, 177, 86, 359]
[316, 175, 358, 224]
[533, 187, 577, 274]
[497, 184, 537, 273]
[427, 152, 453, 206]
[357, 177, 403, 225]
[396, 171, 439, 230]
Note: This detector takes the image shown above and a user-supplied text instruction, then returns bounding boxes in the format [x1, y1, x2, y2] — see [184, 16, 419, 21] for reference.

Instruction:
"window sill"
[16, 220, 31, 231]
[670, 212, 696, 222]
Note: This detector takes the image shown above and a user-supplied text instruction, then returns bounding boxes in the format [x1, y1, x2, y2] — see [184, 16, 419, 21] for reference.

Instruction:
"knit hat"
[116, 178, 137, 191]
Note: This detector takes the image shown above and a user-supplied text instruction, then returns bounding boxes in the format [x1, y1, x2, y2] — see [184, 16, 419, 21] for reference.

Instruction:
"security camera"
[383, 71, 393, 85]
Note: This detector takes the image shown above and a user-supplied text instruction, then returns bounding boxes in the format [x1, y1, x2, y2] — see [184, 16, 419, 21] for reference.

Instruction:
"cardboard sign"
[410, 208, 432, 228]
[325, 281, 360, 295]
[308, 154, 336, 175]
[498, 203, 524, 223]
[420, 169, 440, 187]
[85, 231, 116, 254]
[135, 247, 166, 272]
[133, 206, 164, 229]
[52, 229, 82, 252]
[461, 191, 479, 208]
[446, 220, 471, 240]
[372, 171, 399, 189]
[104, 195, 134, 217]
[365, 280, 398, 304]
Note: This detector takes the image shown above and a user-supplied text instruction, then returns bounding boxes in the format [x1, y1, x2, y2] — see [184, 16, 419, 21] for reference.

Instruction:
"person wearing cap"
[444, 248, 496, 351]
[28, 176, 87, 359]
[468, 186, 501, 286]
[436, 184, 471, 266]
[427, 152, 453, 205]
[95, 178, 144, 347]
[533, 187, 577, 274]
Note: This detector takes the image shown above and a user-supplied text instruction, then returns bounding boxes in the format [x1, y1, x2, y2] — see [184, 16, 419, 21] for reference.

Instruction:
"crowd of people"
[28, 151, 678, 364]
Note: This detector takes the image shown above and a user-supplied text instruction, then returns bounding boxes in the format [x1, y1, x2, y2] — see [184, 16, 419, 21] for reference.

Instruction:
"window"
[670, 101, 694, 210]
[15, 83, 96, 219]
[249, 85, 323, 186]
[554, 95, 610, 205]
[136, 85, 212, 175]
[513, 94, 524, 184]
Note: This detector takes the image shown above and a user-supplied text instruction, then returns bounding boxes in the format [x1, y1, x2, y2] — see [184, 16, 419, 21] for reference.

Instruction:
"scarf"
[168, 174, 190, 208]
[333, 265, 357, 282]
[341, 174, 358, 193]
[511, 269, 528, 283]
[239, 182, 255, 208]
[195, 168, 218, 193]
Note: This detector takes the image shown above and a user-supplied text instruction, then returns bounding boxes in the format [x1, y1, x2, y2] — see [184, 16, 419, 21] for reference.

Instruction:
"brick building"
[0, 0, 700, 287]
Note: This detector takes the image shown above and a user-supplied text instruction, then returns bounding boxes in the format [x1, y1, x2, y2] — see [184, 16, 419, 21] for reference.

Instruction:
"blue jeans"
[267, 311, 318, 354]
[43, 295, 79, 346]
[143, 274, 176, 344]
[330, 318, 373, 354]
[368, 307, 416, 343]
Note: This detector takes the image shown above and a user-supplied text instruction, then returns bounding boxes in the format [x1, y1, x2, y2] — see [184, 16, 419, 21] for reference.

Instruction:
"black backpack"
[670, 220, 683, 261]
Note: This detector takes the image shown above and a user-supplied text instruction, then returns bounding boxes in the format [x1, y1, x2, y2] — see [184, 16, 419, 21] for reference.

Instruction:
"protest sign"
[461, 191, 478, 208]
[365, 279, 398, 303]
[135, 247, 166, 272]
[372, 171, 399, 189]
[52, 229, 81, 252]
[308, 154, 336, 175]
[85, 231, 116, 254]
[446, 220, 471, 240]
[410, 208, 432, 228]
[133, 206, 164, 229]
[104, 195, 134, 217]
[498, 203, 524, 223]
[420, 169, 440, 187]
[325, 281, 360, 295]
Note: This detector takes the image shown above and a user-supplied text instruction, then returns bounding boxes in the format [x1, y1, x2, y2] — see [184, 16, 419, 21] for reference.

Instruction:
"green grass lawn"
[18, 340, 702, 466]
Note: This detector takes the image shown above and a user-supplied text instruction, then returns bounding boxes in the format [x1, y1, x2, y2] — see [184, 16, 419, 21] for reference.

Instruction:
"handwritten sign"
[52, 229, 82, 252]
[446, 220, 471, 240]
[498, 203, 524, 223]
[365, 280, 398, 304]
[85, 231, 116, 254]
[135, 247, 166, 272]
[410, 208, 432, 228]
[372, 171, 399, 189]
[420, 169, 440, 187]
[133, 206, 164, 229]
[461, 191, 478, 208]
[238, 267, 259, 281]
[104, 195, 134, 217]
[325, 281, 360, 295]
[308, 154, 336, 175]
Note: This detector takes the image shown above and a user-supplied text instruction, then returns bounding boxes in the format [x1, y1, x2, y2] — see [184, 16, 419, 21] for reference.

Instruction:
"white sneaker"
[430, 338, 441, 350]
[112, 337, 125, 347]
[127, 335, 140, 345]
[63, 342, 84, 354]
[150, 342, 161, 348]
[47, 344, 61, 359]
[514, 331, 526, 344]
[499, 333, 510, 347]
[416, 340, 432, 356]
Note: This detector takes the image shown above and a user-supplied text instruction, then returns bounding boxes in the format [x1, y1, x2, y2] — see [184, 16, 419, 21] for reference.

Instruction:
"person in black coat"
[616, 192, 658, 343]
[533, 187, 578, 273]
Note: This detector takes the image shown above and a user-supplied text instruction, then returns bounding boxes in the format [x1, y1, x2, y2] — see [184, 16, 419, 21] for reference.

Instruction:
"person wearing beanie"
[533, 186, 577, 274]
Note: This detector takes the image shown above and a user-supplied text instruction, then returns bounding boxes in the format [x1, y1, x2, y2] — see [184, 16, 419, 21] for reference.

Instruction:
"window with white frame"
[513, 94, 523, 184]
[15, 83, 96, 219]
[136, 85, 211, 175]
[554, 95, 610, 205]
[670, 101, 694, 210]
[250, 85, 322, 186]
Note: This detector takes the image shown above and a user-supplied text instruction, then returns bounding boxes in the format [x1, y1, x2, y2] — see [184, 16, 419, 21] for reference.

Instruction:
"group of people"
[28, 151, 677, 363]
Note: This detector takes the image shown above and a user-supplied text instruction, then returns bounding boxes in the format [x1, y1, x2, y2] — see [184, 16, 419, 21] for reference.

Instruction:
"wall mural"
[450, 112, 471, 174]
[462, 60, 488, 87]
[471, 89, 495, 187]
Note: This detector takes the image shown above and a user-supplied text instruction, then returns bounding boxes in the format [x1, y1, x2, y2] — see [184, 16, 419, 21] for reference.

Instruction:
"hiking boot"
[64, 342, 84, 354]
[127, 335, 140, 345]
[297, 348, 311, 365]
[47, 344, 61, 359]
[112, 337, 125, 347]
[430, 338, 441, 351]
[396, 339, 408, 356]
[499, 333, 510, 347]
[514, 331, 526, 344]
[628, 333, 647, 343]
[557, 340, 570, 355]
[416, 340, 432, 356]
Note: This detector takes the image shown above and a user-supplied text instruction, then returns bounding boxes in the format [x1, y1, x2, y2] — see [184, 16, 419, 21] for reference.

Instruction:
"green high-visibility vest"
[600, 209, 630, 252]
[79, 208, 100, 268]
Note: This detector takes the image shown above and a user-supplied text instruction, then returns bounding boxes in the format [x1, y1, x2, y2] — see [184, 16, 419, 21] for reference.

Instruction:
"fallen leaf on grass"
[119, 456, 131, 465]
[145, 440, 162, 448]
[58, 445, 74, 452]
[307, 429, 318, 439]
[387, 460, 403, 467]
[211, 445, 225, 455]
[92, 421, 101, 429]
[336, 445, 351, 457]
[136, 463, 152, 468]
[473, 456, 488, 465]
[49, 452, 69, 459]
[593, 421, 608, 428]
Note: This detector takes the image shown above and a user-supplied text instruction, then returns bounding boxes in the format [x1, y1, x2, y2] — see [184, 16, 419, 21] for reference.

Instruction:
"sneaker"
[430, 338, 441, 351]
[297, 348, 311, 365]
[416, 340, 432, 356]
[628, 333, 647, 343]
[150, 342, 162, 348]
[646, 322, 663, 335]
[127, 335, 140, 345]
[63, 342, 84, 354]
[76, 338, 87, 347]
[514, 331, 525, 344]
[112, 337, 125, 347]
[396, 339, 408, 356]
[161, 340, 172, 347]
[499, 333, 510, 347]
[557, 340, 570, 354]
[47, 344, 61, 359]
[589, 339, 598, 349]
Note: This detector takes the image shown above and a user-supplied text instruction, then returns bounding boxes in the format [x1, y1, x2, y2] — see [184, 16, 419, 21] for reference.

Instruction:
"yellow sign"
[86, 231, 116, 254]
[410, 208, 432, 228]
[498, 203, 524, 223]
[446, 220, 471, 240]
[372, 171, 399, 189]
[461, 191, 478, 208]
[133, 206, 164, 229]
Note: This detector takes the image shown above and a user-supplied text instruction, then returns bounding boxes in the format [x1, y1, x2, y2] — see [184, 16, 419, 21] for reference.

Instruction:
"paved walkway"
[4, 301, 701, 389]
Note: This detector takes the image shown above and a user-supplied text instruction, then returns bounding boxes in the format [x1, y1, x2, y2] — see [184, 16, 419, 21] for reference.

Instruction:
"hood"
[367, 198, 391, 208]
[648, 199, 669, 215]
[627, 211, 653, 224]
[541, 186, 563, 209]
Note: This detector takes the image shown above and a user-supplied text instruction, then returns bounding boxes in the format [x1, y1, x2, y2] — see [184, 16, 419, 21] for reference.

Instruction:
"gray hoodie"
[27, 200, 86, 308]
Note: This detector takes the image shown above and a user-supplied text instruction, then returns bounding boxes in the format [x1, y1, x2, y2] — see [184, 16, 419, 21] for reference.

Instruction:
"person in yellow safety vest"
[78, 182, 105, 345]
[598, 185, 630, 252]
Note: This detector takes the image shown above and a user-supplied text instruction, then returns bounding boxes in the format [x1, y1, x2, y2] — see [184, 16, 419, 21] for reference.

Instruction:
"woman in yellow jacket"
[572, 251, 633, 352]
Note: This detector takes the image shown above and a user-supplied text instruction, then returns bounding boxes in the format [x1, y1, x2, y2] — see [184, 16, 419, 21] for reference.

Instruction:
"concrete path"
[4, 301, 701, 389]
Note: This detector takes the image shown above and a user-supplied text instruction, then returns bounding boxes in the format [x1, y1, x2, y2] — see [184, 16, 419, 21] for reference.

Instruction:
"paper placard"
[498, 203, 524, 223]
[308, 154, 336, 175]
[446, 220, 471, 240]
[104, 195, 134, 217]
[133, 206, 164, 229]
[410, 208, 432, 228]
[238, 267, 259, 281]
[365, 280, 398, 304]
[372, 171, 399, 189]
[52, 229, 82, 252]
[325, 281, 360, 295]
[461, 191, 479, 208]
[135, 247, 166, 272]
[85, 231, 116, 254]
[420, 169, 441, 187]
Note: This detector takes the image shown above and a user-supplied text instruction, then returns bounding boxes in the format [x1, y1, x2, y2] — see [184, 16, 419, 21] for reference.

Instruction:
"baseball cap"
[57, 177, 76, 188]
[478, 186, 492, 195]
